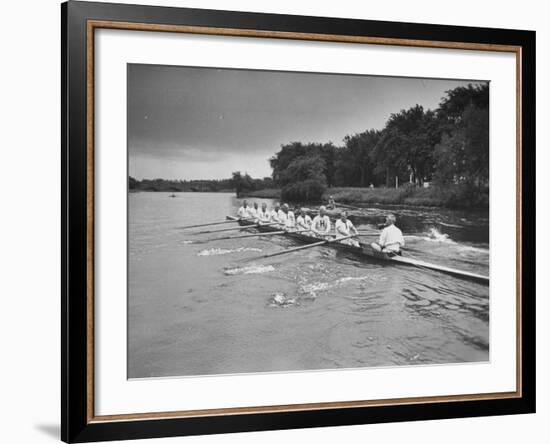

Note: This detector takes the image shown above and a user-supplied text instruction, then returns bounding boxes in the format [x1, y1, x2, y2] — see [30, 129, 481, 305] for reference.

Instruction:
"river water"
[128, 192, 489, 378]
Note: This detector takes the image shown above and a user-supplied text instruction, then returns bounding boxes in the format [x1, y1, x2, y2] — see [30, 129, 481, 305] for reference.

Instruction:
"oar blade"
[179, 216, 257, 231]
[195, 230, 287, 244]
[179, 219, 239, 230]
[241, 233, 356, 262]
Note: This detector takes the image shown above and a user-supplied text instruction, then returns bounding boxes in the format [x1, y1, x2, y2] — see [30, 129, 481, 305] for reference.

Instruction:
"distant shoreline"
[129, 189, 234, 194]
[130, 186, 488, 210]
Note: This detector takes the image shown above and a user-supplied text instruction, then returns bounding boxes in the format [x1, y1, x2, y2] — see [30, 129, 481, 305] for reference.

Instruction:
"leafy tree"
[253, 176, 275, 190]
[372, 105, 439, 186]
[231, 171, 255, 197]
[438, 84, 489, 128]
[334, 130, 381, 187]
[270, 142, 337, 187]
[279, 155, 327, 202]
[434, 104, 489, 188]
[318, 142, 338, 187]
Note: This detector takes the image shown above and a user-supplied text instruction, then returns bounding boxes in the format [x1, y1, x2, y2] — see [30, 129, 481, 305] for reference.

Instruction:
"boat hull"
[227, 216, 489, 284]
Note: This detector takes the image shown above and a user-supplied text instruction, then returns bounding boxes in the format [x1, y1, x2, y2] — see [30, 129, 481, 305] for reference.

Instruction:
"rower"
[371, 214, 405, 255]
[281, 203, 295, 229]
[270, 203, 281, 224]
[248, 202, 259, 219]
[311, 206, 332, 237]
[270, 203, 288, 228]
[327, 195, 336, 210]
[237, 200, 250, 219]
[335, 211, 359, 246]
[257, 202, 271, 223]
[296, 208, 312, 231]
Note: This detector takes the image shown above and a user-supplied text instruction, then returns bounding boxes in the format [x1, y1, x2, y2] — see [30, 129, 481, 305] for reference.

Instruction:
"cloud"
[128, 64, 482, 179]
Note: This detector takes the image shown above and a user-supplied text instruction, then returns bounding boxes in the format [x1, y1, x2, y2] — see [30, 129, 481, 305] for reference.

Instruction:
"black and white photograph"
[127, 64, 490, 379]
[128, 60, 496, 378]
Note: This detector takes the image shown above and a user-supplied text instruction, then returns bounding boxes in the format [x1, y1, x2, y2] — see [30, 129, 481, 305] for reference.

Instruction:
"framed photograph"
[62, 1, 535, 442]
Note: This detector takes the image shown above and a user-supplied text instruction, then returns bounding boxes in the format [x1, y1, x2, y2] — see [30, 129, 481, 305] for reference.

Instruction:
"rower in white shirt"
[277, 207, 287, 227]
[237, 200, 251, 219]
[311, 206, 332, 238]
[335, 211, 359, 247]
[270, 203, 281, 223]
[371, 214, 405, 255]
[256, 202, 271, 223]
[296, 208, 313, 231]
[248, 202, 259, 219]
[327, 195, 336, 210]
[281, 203, 295, 229]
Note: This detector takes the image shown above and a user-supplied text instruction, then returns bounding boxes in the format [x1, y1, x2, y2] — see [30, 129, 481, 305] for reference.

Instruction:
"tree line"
[129, 176, 274, 193]
[269, 83, 489, 206]
[130, 83, 488, 208]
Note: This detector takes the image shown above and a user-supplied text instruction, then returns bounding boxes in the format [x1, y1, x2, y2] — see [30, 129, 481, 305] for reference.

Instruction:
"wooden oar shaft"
[253, 234, 356, 260]
[232, 228, 311, 239]
[198, 227, 311, 243]
[205, 230, 287, 242]
[180, 218, 252, 230]
[261, 240, 326, 258]
[193, 221, 278, 235]
[337, 202, 360, 210]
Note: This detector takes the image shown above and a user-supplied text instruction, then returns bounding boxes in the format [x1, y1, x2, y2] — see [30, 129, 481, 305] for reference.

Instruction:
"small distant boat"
[169, 194, 177, 198]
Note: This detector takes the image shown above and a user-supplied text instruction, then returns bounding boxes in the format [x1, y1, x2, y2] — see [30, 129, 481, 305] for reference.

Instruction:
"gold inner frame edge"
[85, 19, 523, 423]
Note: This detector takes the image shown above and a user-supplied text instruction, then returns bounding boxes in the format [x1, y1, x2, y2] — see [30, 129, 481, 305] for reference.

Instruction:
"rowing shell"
[226, 216, 489, 285]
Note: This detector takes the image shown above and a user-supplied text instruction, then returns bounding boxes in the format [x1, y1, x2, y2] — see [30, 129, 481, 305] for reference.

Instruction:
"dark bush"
[282, 179, 326, 202]
[278, 155, 327, 202]
[436, 183, 489, 208]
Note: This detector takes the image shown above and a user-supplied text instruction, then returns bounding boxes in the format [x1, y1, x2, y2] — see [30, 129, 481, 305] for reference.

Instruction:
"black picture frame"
[62, 1, 536, 442]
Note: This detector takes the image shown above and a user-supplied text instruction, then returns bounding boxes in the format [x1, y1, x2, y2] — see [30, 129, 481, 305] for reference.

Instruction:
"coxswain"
[335, 211, 359, 246]
[370, 214, 405, 255]
[311, 206, 332, 237]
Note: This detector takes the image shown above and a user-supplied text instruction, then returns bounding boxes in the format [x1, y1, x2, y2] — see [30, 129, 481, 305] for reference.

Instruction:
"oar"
[194, 228, 312, 244]
[179, 218, 253, 230]
[192, 221, 279, 235]
[337, 202, 360, 210]
[244, 234, 356, 261]
[195, 230, 287, 243]
[357, 230, 379, 236]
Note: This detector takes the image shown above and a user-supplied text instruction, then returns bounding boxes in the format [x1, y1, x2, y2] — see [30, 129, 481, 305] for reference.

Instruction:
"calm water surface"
[128, 192, 489, 378]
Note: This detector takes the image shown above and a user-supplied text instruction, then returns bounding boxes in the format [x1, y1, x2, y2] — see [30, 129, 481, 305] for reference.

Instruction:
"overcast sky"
[128, 64, 482, 180]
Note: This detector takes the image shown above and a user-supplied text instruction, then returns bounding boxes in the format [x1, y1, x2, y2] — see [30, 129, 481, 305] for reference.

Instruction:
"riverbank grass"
[325, 187, 442, 207]
[243, 185, 488, 209]
[241, 188, 281, 199]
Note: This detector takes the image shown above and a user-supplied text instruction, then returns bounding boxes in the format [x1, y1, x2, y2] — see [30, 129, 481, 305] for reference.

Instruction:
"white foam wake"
[300, 276, 372, 295]
[407, 227, 456, 244]
[224, 265, 275, 275]
[198, 247, 262, 256]
[456, 244, 490, 254]
[407, 228, 489, 254]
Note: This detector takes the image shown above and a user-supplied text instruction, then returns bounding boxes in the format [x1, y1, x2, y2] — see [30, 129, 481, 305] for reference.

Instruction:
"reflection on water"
[128, 192, 489, 378]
